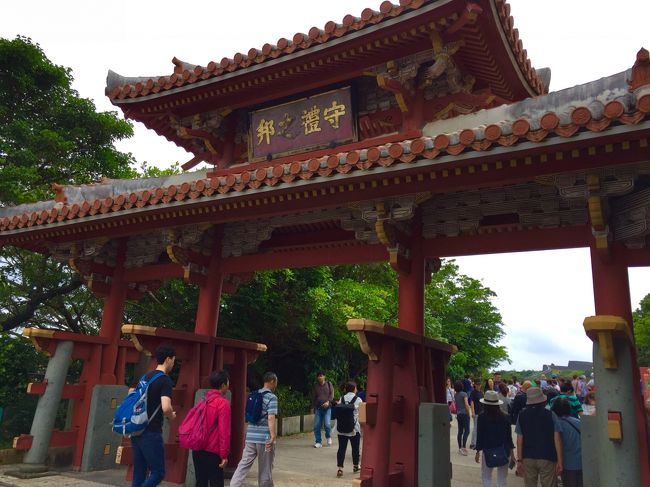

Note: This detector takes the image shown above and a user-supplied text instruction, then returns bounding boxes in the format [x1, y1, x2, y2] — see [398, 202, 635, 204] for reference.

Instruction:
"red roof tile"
[107, 0, 543, 102]
[3, 80, 649, 235]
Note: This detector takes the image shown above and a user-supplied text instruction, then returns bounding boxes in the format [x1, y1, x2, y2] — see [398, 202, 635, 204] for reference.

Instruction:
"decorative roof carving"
[2, 60, 648, 236]
[105, 0, 543, 102]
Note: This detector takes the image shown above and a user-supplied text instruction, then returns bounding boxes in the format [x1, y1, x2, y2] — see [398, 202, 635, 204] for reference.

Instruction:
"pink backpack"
[178, 395, 217, 450]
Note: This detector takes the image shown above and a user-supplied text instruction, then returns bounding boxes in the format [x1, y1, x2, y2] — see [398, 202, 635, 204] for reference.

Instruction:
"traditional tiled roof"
[106, 0, 544, 101]
[2, 69, 649, 234]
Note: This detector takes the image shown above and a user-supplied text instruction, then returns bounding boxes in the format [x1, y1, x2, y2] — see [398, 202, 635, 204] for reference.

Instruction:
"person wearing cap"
[515, 387, 563, 487]
[474, 390, 515, 487]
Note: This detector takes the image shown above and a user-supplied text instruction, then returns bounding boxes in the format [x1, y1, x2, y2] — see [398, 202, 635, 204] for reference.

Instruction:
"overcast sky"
[2, 1, 649, 370]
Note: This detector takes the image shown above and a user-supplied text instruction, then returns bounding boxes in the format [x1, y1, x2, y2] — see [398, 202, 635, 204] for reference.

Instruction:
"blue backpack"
[113, 371, 164, 437]
[245, 390, 270, 424]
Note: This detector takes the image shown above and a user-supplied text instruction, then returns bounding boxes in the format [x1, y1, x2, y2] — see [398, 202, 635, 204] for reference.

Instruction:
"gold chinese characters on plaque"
[249, 86, 356, 160]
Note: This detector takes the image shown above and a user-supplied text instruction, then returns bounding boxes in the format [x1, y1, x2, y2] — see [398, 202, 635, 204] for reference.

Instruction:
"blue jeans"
[131, 430, 165, 487]
[314, 406, 332, 443]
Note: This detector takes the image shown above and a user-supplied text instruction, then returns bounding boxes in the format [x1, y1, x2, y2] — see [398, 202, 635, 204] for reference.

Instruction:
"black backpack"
[332, 395, 358, 434]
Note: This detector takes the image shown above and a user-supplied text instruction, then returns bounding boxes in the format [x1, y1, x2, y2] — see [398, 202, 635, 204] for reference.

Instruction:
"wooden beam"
[27, 382, 85, 400]
[222, 244, 388, 273]
[259, 228, 356, 250]
[13, 430, 78, 450]
[422, 225, 592, 258]
[624, 247, 650, 267]
[123, 263, 183, 282]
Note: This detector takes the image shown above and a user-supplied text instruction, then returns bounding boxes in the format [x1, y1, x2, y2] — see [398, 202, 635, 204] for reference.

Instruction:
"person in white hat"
[515, 387, 563, 487]
[474, 390, 515, 487]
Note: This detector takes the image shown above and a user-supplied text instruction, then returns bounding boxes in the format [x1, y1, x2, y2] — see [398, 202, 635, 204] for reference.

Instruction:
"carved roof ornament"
[628, 48, 650, 91]
[612, 188, 650, 248]
[221, 208, 347, 258]
[421, 182, 590, 239]
[535, 165, 640, 200]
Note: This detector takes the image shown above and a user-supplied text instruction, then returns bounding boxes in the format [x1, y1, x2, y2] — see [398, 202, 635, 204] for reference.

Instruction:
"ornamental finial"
[627, 47, 650, 91]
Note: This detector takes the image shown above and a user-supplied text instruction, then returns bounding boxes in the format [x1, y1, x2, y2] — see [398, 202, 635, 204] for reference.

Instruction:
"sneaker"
[459, 448, 468, 456]
[327, 438, 332, 446]
[314, 443, 322, 448]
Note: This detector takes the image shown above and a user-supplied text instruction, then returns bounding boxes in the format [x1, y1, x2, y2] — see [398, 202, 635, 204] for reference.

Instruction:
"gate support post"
[347, 320, 455, 487]
[586, 244, 650, 487]
[23, 340, 74, 466]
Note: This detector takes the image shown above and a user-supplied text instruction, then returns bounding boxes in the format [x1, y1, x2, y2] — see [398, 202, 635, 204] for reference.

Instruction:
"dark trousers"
[456, 413, 470, 448]
[562, 469, 583, 487]
[131, 430, 165, 487]
[337, 433, 361, 468]
[192, 450, 224, 487]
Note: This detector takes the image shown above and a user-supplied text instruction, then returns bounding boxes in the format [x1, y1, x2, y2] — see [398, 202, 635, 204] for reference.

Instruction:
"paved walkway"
[0, 422, 524, 486]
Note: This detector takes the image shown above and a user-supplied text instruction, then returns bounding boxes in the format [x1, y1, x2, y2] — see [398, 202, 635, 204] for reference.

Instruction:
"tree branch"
[1, 276, 84, 331]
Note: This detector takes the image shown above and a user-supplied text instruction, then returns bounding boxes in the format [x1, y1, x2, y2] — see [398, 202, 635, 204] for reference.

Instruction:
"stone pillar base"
[81, 385, 128, 472]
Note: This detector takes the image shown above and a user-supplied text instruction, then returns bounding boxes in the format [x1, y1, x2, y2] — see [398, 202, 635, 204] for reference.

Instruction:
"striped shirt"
[245, 388, 278, 444]
[549, 393, 583, 418]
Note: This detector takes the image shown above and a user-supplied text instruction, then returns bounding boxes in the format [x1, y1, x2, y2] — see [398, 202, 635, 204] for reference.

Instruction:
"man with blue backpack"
[230, 371, 278, 487]
[130, 345, 176, 487]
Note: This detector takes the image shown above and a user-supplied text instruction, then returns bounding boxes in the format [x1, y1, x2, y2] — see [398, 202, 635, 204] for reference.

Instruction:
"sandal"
[337, 469, 343, 478]
[353, 465, 360, 473]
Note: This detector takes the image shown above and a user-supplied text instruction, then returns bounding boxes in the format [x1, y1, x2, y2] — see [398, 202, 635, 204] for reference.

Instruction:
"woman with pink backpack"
[179, 370, 231, 487]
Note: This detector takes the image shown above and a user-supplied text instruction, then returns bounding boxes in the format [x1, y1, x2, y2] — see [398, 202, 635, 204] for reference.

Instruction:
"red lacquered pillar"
[99, 239, 127, 384]
[359, 339, 394, 487]
[398, 212, 425, 335]
[229, 349, 248, 466]
[194, 233, 224, 337]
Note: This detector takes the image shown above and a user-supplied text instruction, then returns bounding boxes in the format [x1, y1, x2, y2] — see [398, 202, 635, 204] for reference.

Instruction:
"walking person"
[497, 382, 511, 416]
[515, 387, 563, 487]
[131, 344, 177, 487]
[474, 390, 515, 487]
[454, 380, 472, 455]
[446, 378, 455, 408]
[581, 391, 596, 416]
[312, 371, 334, 448]
[230, 372, 279, 487]
[549, 383, 583, 418]
[469, 380, 484, 449]
[335, 381, 363, 478]
[551, 397, 583, 487]
[510, 381, 531, 426]
[191, 370, 231, 487]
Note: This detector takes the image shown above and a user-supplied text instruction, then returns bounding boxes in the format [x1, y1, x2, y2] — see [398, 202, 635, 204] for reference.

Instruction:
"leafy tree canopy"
[0, 36, 137, 333]
[0, 36, 135, 204]
[126, 261, 508, 399]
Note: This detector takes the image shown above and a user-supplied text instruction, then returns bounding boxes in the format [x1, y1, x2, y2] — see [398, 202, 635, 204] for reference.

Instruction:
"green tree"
[0, 36, 135, 204]
[0, 37, 136, 333]
[427, 261, 508, 377]
[126, 261, 507, 395]
[0, 333, 47, 447]
[633, 294, 650, 366]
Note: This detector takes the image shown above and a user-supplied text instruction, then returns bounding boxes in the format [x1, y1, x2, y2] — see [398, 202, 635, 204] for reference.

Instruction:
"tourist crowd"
[446, 372, 595, 487]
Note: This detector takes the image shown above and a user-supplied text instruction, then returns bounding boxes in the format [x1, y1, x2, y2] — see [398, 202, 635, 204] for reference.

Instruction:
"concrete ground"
[0, 421, 524, 486]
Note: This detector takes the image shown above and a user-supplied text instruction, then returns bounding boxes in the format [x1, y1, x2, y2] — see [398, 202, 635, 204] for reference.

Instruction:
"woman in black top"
[474, 390, 515, 487]
[469, 381, 484, 449]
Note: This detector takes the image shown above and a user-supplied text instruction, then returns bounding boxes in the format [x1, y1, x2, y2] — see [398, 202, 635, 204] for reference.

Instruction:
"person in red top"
[193, 370, 231, 487]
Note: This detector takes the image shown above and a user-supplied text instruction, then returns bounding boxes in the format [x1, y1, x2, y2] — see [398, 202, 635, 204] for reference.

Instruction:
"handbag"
[449, 401, 457, 415]
[483, 446, 509, 468]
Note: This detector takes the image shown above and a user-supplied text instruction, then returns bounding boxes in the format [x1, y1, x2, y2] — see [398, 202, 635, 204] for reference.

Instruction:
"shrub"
[275, 385, 310, 418]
